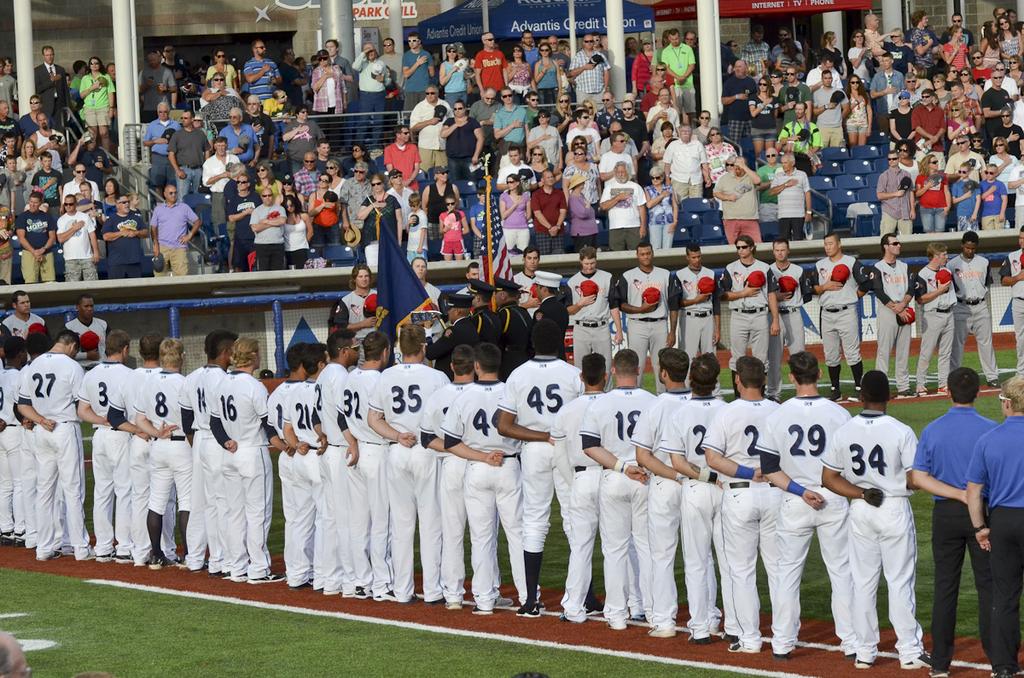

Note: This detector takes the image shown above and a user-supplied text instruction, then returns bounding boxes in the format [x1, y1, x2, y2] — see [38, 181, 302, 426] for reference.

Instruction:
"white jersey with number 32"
[821, 413, 918, 497]
[339, 368, 385, 444]
[757, 396, 852, 488]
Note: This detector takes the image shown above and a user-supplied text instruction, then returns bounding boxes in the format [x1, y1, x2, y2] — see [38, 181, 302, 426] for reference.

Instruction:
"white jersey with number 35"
[370, 362, 450, 434]
[758, 396, 852, 488]
[821, 412, 918, 497]
[658, 396, 728, 468]
[701, 398, 779, 470]
[498, 358, 582, 433]
[580, 387, 658, 463]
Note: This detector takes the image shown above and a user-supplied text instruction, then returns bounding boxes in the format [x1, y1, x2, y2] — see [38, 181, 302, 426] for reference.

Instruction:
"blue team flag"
[371, 220, 434, 341]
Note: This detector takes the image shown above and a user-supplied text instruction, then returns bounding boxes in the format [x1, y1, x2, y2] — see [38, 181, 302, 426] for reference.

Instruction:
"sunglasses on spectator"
[958, 170, 969, 174]
[370, 181, 383, 186]
[261, 193, 273, 197]
[354, 169, 367, 173]
[770, 74, 782, 78]
[63, 201, 76, 206]
[116, 199, 129, 204]
[765, 152, 777, 157]
[501, 93, 513, 98]
[237, 179, 250, 184]
[709, 132, 721, 137]
[318, 178, 328, 183]
[446, 202, 457, 206]
[929, 159, 939, 164]
[887, 240, 901, 246]
[887, 156, 898, 161]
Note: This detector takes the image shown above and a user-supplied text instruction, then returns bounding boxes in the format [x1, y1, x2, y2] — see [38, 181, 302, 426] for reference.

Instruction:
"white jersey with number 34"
[821, 413, 918, 497]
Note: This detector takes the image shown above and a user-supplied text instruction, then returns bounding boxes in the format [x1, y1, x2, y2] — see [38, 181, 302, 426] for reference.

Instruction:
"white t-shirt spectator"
[60, 179, 99, 202]
[1007, 164, 1024, 199]
[202, 153, 240, 194]
[250, 203, 285, 245]
[771, 167, 811, 219]
[56, 211, 96, 260]
[663, 138, 708, 184]
[598, 151, 635, 179]
[284, 218, 309, 253]
[601, 177, 646, 230]
[565, 126, 601, 157]
[409, 99, 451, 151]
[497, 162, 530, 185]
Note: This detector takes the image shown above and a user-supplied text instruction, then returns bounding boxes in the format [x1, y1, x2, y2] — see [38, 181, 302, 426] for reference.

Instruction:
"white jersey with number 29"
[757, 396, 852, 489]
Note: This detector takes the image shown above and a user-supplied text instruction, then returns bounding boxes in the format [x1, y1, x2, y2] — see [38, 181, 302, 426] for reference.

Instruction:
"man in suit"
[34, 46, 70, 129]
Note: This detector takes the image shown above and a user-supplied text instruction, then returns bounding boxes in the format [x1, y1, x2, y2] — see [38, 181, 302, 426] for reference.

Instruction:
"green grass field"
[2, 346, 1010, 676]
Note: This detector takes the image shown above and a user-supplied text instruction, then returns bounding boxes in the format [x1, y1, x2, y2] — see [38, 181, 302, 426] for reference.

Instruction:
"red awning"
[654, 0, 870, 21]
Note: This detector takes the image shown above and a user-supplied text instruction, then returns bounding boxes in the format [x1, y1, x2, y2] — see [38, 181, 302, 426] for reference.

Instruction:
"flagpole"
[483, 152, 494, 287]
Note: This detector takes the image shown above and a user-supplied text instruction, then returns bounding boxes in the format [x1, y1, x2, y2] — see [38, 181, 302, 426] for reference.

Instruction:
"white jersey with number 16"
[212, 371, 271, 448]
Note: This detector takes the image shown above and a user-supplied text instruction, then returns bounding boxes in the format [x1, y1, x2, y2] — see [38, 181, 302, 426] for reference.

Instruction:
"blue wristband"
[734, 465, 755, 480]
[786, 480, 808, 497]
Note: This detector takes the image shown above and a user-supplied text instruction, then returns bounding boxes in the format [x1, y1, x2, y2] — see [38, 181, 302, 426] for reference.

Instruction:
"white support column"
[696, 0, 721, 125]
[321, 0, 340, 49]
[568, 0, 577, 57]
[389, 0, 404, 62]
[339, 0, 356, 61]
[112, 0, 138, 158]
[881, 0, 903, 33]
[13, 0, 34, 116]
[441, 0, 455, 10]
[822, 12, 844, 51]
[129, 0, 140, 116]
[605, 0, 625, 98]
[482, 0, 490, 33]
[1018, 0, 1024, 26]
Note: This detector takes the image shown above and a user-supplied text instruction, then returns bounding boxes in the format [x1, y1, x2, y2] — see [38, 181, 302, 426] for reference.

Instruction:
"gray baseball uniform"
[1000, 249, 1024, 378]
[914, 266, 957, 390]
[515, 271, 539, 318]
[676, 265, 719, 359]
[719, 259, 776, 370]
[616, 266, 680, 394]
[949, 253, 999, 383]
[567, 269, 615, 370]
[872, 259, 913, 393]
[815, 254, 868, 368]
[767, 263, 813, 399]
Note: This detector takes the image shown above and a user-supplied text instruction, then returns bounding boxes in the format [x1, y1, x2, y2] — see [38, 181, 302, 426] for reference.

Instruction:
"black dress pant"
[989, 506, 1024, 674]
[255, 243, 285, 271]
[930, 500, 993, 671]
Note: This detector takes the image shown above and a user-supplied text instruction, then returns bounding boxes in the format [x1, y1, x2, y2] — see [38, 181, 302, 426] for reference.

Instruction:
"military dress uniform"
[426, 294, 481, 379]
[494, 277, 534, 380]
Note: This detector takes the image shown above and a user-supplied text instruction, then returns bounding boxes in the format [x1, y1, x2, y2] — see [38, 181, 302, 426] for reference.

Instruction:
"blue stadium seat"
[680, 197, 717, 214]
[321, 245, 358, 267]
[455, 180, 476, 196]
[866, 131, 890, 145]
[854, 212, 882, 237]
[673, 223, 692, 247]
[693, 222, 727, 245]
[760, 221, 779, 241]
[872, 158, 889, 173]
[679, 212, 701, 233]
[851, 144, 884, 160]
[820, 147, 850, 162]
[700, 211, 722, 227]
[857, 187, 877, 202]
[835, 175, 866, 189]
[818, 162, 844, 176]
[183, 193, 210, 212]
[846, 159, 874, 174]
[808, 176, 835, 192]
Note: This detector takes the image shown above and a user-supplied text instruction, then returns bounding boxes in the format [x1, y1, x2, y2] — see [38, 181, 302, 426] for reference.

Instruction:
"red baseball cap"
[579, 279, 599, 297]
[745, 270, 766, 288]
[363, 293, 378, 315]
[831, 263, 850, 283]
[642, 287, 661, 304]
[696, 277, 715, 294]
[898, 306, 916, 326]
[79, 330, 100, 352]
[935, 268, 953, 285]
[778, 276, 798, 293]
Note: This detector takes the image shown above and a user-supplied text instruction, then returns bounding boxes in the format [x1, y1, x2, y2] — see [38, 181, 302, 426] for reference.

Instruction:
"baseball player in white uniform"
[317, 330, 360, 597]
[180, 330, 236, 574]
[949, 232, 1000, 387]
[676, 245, 719, 358]
[701, 356, 781, 654]
[914, 243, 957, 396]
[872, 233, 915, 397]
[659, 354, 736, 644]
[718, 235, 780, 394]
[757, 351, 856, 659]
[515, 248, 541, 317]
[581, 349, 658, 630]
[282, 345, 329, 590]
[441, 343, 528, 615]
[1000, 227, 1024, 379]
[767, 238, 813, 400]
[329, 264, 378, 341]
[634, 348, 691, 638]
[814, 232, 870, 401]
[615, 242, 679, 394]
[340, 331, 393, 600]
[821, 370, 930, 670]
[552, 352, 607, 623]
[15, 333, 56, 552]
[17, 330, 91, 561]
[497, 319, 582, 617]
[209, 337, 285, 584]
[369, 325, 450, 605]
[76, 330, 138, 563]
[565, 246, 620, 371]
[268, 346, 308, 587]
[134, 339, 192, 570]
[0, 338, 27, 547]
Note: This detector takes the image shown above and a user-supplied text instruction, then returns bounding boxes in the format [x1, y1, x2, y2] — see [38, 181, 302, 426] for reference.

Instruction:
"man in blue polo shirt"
[967, 376, 1024, 678]
[14, 192, 57, 283]
[142, 102, 181, 191]
[242, 39, 281, 103]
[101, 193, 149, 279]
[401, 32, 434, 110]
[912, 367, 996, 678]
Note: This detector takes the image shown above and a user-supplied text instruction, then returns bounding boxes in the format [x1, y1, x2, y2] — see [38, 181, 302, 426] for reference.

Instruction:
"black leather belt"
[738, 307, 767, 314]
[574, 465, 600, 472]
[635, 317, 665, 322]
[686, 310, 711, 318]
[935, 307, 953, 313]
[778, 307, 799, 314]
[824, 304, 852, 313]
[961, 299, 984, 305]
[726, 480, 775, 489]
[575, 320, 607, 328]
[503, 453, 520, 460]
[170, 435, 187, 442]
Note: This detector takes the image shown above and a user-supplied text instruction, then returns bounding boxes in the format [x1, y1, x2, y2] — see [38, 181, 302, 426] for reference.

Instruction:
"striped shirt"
[242, 57, 281, 102]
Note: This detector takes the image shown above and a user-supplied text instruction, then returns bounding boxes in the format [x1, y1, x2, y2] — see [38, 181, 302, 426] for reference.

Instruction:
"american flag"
[482, 167, 512, 284]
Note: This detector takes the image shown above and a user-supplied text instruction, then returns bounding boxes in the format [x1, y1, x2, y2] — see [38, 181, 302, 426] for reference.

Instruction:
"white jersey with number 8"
[135, 371, 187, 431]
[821, 412, 918, 497]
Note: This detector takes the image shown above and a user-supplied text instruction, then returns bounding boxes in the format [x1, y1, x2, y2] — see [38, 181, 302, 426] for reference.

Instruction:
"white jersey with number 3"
[17, 352, 84, 422]
[317, 363, 350, 446]
[78, 361, 134, 421]
[498, 358, 582, 432]
[658, 396, 728, 468]
[758, 396, 852, 488]
[370, 362, 450, 434]
[821, 412, 918, 497]
[701, 398, 779, 470]
[580, 387, 658, 463]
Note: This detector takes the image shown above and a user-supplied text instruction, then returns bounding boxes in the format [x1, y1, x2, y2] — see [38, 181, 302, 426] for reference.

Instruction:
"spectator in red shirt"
[474, 32, 508, 93]
[914, 153, 951, 233]
[911, 89, 947, 152]
[530, 169, 567, 255]
[382, 124, 422, 192]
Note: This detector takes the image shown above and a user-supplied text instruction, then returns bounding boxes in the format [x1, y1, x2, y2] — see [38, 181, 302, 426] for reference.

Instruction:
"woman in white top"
[847, 30, 871, 83]
[386, 170, 414, 224]
[200, 74, 244, 121]
[324, 160, 346, 195]
[281, 194, 313, 269]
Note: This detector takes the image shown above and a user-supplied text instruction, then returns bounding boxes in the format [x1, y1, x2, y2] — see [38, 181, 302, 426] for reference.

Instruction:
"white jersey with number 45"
[821, 412, 918, 497]
[757, 396, 852, 489]
[499, 358, 582, 433]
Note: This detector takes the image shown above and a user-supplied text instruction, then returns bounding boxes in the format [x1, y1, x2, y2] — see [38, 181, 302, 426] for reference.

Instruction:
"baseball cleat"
[13, 533, 25, 547]
[248, 573, 284, 584]
[689, 636, 713, 645]
[987, 380, 1001, 388]
[77, 548, 96, 561]
[422, 598, 444, 605]
[471, 607, 493, 616]
[516, 602, 541, 618]
[728, 642, 760, 654]
[608, 620, 627, 631]
[558, 613, 584, 624]
[916, 388, 929, 397]
[352, 586, 369, 599]
[113, 554, 133, 564]
[60, 545, 74, 556]
[773, 652, 791, 661]
[95, 552, 115, 563]
[629, 613, 647, 623]
[900, 653, 931, 670]
[323, 589, 341, 596]
[829, 388, 842, 401]
[373, 590, 398, 602]
[289, 582, 313, 590]
[35, 551, 62, 561]
[494, 596, 514, 608]
[648, 627, 677, 638]
[229, 574, 249, 583]
[445, 600, 463, 611]
[854, 659, 874, 669]
[722, 633, 739, 643]
[927, 670, 949, 678]
[585, 604, 604, 616]
[148, 554, 173, 570]
[0, 532, 14, 546]
[936, 387, 949, 398]
[895, 391, 914, 399]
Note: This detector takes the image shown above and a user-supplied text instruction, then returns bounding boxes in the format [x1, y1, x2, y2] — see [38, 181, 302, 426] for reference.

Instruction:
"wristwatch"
[973, 524, 987, 533]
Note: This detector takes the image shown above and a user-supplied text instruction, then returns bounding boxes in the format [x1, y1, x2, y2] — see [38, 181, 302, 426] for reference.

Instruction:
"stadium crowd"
[9, 9, 1024, 280]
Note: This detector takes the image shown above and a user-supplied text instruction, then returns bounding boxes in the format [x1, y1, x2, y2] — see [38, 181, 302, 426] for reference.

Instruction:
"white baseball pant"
[771, 488, 856, 656]
[821, 306, 862, 367]
[728, 310, 770, 370]
[599, 469, 652, 627]
[439, 454, 469, 604]
[148, 439, 193, 513]
[628, 319, 669, 394]
[0, 426, 21, 534]
[561, 467, 601, 622]
[767, 309, 806, 398]
[1014, 298, 1024, 378]
[222, 445, 274, 580]
[848, 497, 924, 665]
[721, 483, 782, 652]
[681, 479, 735, 639]
[875, 305, 912, 393]
[91, 427, 133, 557]
[347, 441, 392, 595]
[647, 476, 684, 632]
[13, 426, 36, 547]
[522, 441, 571, 553]
[951, 302, 999, 382]
[463, 456, 527, 611]
[320, 444, 355, 595]
[916, 308, 955, 390]
[129, 436, 177, 565]
[388, 443, 443, 603]
[281, 451, 320, 587]
[185, 431, 223, 571]
[32, 423, 90, 559]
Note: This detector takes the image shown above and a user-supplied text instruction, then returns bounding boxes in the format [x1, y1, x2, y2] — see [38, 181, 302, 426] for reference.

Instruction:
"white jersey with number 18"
[580, 387, 658, 463]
